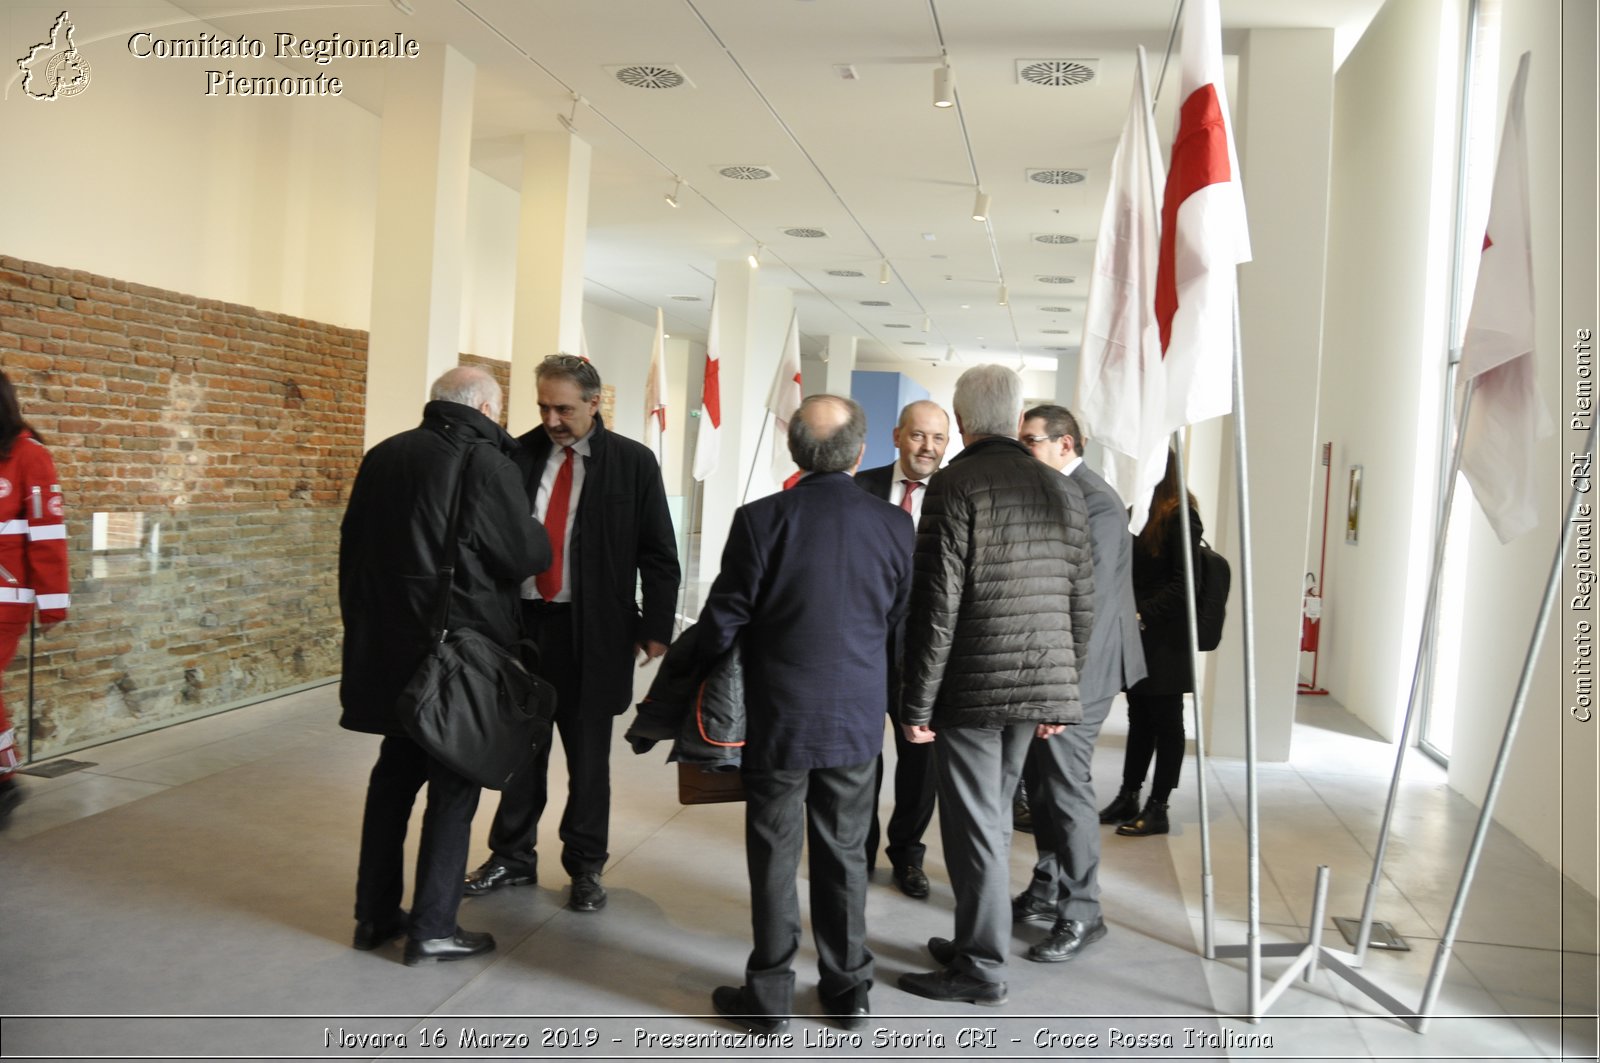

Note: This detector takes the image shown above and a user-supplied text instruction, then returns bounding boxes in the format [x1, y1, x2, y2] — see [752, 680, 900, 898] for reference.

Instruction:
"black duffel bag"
[397, 443, 556, 790]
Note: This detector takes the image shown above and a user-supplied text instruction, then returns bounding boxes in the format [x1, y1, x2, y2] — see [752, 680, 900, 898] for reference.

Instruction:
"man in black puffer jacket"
[897, 364, 1094, 1007]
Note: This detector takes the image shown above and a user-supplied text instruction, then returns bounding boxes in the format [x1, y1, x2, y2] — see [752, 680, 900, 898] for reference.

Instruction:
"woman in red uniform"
[0, 371, 69, 826]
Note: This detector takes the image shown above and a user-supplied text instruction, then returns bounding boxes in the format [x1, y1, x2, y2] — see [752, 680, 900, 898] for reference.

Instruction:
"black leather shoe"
[927, 936, 957, 966]
[711, 985, 789, 1034]
[892, 864, 930, 899]
[1012, 794, 1034, 834]
[568, 871, 607, 912]
[1116, 800, 1170, 836]
[352, 909, 407, 951]
[403, 928, 496, 966]
[1027, 916, 1108, 963]
[821, 983, 870, 1030]
[1099, 787, 1141, 824]
[463, 859, 536, 896]
[897, 967, 1007, 1006]
[1012, 890, 1056, 924]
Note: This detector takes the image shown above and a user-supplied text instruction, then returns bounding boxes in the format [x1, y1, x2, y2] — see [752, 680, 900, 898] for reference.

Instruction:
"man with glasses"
[853, 400, 949, 899]
[1013, 404, 1146, 963]
[466, 354, 680, 914]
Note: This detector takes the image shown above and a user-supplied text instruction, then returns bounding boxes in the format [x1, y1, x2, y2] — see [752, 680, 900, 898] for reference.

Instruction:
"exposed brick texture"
[0, 256, 367, 754]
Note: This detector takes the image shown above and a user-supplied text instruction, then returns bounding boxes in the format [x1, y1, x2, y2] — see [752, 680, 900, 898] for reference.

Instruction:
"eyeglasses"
[543, 354, 587, 367]
[1022, 434, 1062, 445]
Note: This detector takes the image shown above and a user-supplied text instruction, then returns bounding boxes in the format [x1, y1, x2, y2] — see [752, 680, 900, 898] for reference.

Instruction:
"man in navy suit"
[694, 395, 914, 1034]
[1015, 404, 1147, 962]
[852, 400, 949, 898]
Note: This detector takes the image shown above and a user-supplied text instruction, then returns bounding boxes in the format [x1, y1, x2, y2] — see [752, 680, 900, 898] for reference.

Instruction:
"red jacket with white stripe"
[0, 431, 69, 623]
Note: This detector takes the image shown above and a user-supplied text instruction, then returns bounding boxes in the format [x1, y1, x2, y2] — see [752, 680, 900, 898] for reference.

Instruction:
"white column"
[363, 45, 475, 449]
[508, 132, 592, 435]
[1206, 28, 1336, 760]
[822, 334, 858, 396]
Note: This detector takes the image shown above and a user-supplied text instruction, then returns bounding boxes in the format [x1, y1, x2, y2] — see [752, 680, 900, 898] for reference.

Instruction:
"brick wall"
[0, 255, 367, 754]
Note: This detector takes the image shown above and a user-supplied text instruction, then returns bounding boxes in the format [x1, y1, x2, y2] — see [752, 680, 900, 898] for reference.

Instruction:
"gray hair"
[430, 366, 501, 412]
[953, 364, 1024, 438]
[788, 394, 867, 474]
[536, 353, 603, 401]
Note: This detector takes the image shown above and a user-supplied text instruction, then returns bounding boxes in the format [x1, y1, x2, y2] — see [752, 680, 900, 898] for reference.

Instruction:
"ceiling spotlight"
[972, 189, 990, 222]
[997, 283, 1008, 306]
[921, 316, 931, 332]
[933, 63, 955, 108]
[748, 243, 763, 270]
[556, 93, 585, 133]
[879, 259, 891, 284]
[944, 345, 957, 363]
[664, 177, 682, 208]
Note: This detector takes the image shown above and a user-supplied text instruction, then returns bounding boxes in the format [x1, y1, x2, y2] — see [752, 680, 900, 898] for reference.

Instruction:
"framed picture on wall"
[1346, 465, 1363, 544]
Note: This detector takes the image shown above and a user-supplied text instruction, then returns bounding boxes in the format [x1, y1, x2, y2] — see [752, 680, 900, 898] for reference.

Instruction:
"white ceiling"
[173, 0, 1385, 368]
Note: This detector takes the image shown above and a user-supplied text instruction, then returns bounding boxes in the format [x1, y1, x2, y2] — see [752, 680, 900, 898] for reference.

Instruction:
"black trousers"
[487, 602, 612, 877]
[1121, 689, 1186, 802]
[865, 702, 937, 871]
[742, 758, 876, 1017]
[354, 733, 481, 940]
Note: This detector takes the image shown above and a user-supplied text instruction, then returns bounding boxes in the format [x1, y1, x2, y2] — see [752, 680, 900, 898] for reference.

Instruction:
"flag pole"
[1416, 430, 1591, 1029]
[742, 411, 772, 505]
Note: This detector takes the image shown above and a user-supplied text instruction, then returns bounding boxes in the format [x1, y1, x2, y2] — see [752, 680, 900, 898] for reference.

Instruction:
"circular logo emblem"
[47, 496, 63, 518]
[0, 479, 12, 500]
[45, 50, 92, 98]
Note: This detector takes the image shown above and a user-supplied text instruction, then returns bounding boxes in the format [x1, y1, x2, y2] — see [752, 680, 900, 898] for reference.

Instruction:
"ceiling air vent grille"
[1028, 168, 1087, 186]
[1033, 233, 1079, 244]
[1017, 59, 1098, 87]
[610, 64, 691, 89]
[1039, 305, 1073, 312]
[718, 165, 777, 181]
[903, 340, 926, 346]
[860, 300, 891, 307]
[1043, 345, 1072, 352]
[1041, 328, 1071, 334]
[826, 269, 864, 277]
[883, 323, 911, 329]
[1036, 275, 1076, 284]
[669, 295, 702, 302]
[783, 227, 829, 239]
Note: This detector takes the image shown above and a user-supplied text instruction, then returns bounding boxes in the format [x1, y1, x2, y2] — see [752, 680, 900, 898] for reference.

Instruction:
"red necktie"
[535, 446, 575, 600]
[900, 480, 919, 513]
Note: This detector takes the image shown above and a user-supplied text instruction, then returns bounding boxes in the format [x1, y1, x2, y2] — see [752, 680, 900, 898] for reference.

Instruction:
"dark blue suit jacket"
[694, 471, 914, 771]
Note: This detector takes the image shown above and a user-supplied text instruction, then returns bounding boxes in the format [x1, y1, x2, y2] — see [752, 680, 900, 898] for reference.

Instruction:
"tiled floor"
[0, 681, 1594, 1061]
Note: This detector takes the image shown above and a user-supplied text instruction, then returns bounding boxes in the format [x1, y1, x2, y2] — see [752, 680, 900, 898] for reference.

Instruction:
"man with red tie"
[466, 354, 680, 914]
[852, 400, 949, 899]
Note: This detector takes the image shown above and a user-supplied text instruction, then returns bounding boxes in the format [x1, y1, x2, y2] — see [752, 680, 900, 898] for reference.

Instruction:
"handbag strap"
[429, 441, 476, 642]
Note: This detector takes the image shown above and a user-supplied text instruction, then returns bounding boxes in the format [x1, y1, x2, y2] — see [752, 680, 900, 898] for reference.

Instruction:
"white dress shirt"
[523, 429, 593, 603]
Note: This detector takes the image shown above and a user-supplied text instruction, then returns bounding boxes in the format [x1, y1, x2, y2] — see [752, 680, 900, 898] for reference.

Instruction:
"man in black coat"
[466, 354, 681, 913]
[1016, 404, 1148, 963]
[339, 366, 549, 966]
[853, 399, 949, 899]
[694, 395, 913, 1034]
[896, 365, 1095, 1007]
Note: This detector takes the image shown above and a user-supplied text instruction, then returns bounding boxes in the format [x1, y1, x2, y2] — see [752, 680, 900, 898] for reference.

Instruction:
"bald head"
[430, 365, 502, 422]
[788, 394, 867, 474]
[893, 399, 950, 479]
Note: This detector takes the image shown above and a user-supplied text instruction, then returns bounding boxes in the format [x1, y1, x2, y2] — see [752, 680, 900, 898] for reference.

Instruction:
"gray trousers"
[934, 722, 1034, 984]
[1022, 694, 1114, 920]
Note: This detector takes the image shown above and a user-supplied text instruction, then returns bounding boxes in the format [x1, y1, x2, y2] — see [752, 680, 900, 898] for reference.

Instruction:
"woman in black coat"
[1099, 450, 1202, 837]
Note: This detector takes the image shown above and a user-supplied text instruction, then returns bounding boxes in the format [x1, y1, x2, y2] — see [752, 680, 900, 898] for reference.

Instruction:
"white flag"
[1155, 0, 1251, 434]
[1460, 53, 1549, 544]
[766, 312, 803, 484]
[1077, 47, 1168, 532]
[692, 293, 722, 482]
[644, 307, 667, 467]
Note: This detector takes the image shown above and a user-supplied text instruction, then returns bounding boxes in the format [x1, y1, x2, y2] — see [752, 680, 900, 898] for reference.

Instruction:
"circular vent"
[883, 323, 911, 329]
[1041, 328, 1071, 334]
[1043, 345, 1072, 352]
[1034, 233, 1079, 244]
[1029, 169, 1086, 185]
[1039, 305, 1073, 312]
[719, 165, 775, 181]
[1020, 60, 1096, 87]
[903, 340, 926, 345]
[826, 269, 864, 277]
[860, 300, 891, 307]
[783, 227, 828, 239]
[614, 65, 686, 89]
[1036, 275, 1076, 284]
[669, 295, 702, 302]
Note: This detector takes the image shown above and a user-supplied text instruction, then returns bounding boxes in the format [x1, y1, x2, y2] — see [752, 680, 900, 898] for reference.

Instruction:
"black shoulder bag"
[397, 443, 557, 790]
